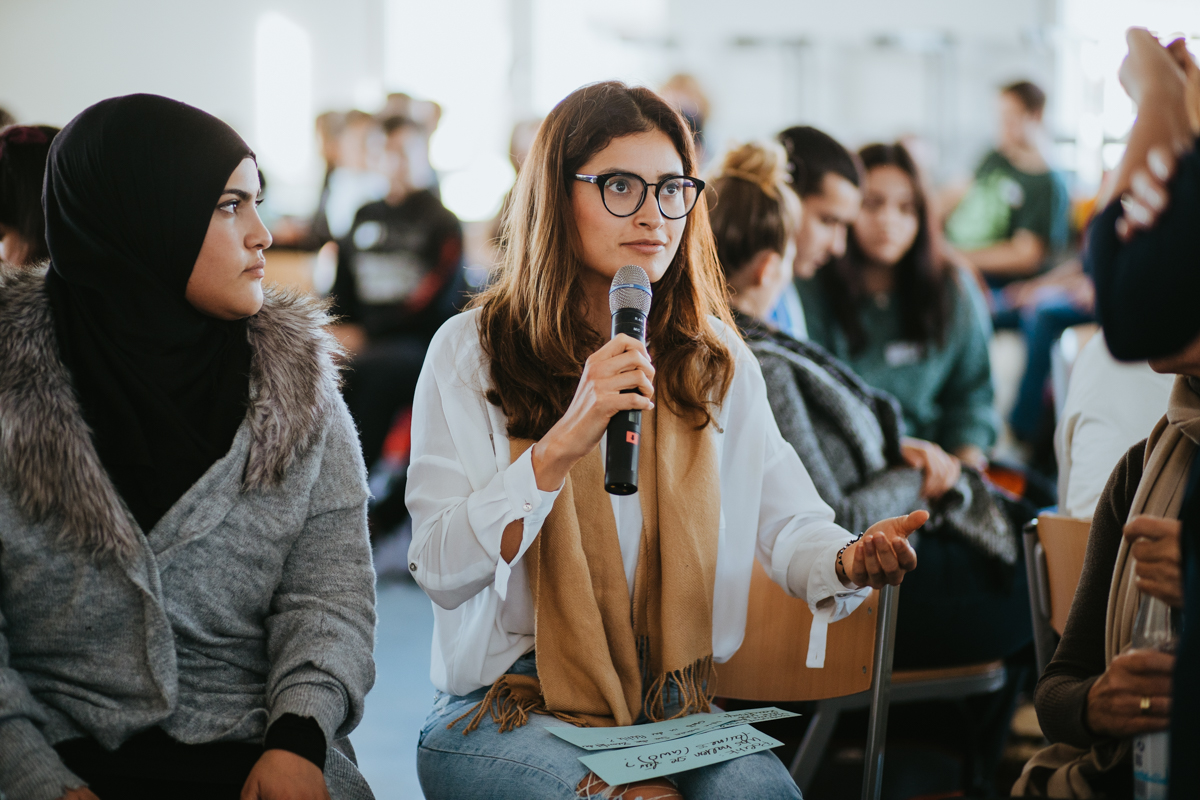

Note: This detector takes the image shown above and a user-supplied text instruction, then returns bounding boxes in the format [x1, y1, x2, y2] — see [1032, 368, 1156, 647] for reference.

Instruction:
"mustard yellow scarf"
[456, 400, 721, 733]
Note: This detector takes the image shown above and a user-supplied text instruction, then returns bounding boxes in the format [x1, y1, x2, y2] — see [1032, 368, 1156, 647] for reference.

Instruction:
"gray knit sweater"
[738, 312, 1014, 563]
[0, 268, 376, 800]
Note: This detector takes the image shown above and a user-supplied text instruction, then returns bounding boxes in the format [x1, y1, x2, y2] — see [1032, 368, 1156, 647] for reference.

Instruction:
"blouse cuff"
[491, 446, 561, 600]
[793, 540, 871, 669]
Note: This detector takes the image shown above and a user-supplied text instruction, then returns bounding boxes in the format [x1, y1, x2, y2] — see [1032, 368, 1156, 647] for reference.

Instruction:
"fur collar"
[0, 266, 343, 557]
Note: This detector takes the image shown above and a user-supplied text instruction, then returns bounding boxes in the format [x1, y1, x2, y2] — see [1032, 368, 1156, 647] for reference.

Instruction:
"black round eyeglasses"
[574, 172, 705, 220]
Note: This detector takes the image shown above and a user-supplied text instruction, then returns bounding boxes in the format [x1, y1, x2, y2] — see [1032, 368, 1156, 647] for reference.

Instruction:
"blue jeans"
[417, 653, 801, 799]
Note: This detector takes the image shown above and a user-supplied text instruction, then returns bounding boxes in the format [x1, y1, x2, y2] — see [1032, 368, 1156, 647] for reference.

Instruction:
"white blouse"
[406, 310, 868, 697]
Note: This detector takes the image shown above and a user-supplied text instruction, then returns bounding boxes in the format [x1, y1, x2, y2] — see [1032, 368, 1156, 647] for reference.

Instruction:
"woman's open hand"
[900, 438, 961, 500]
[531, 334, 655, 491]
[1125, 515, 1183, 608]
[241, 749, 330, 800]
[1085, 648, 1174, 737]
[839, 510, 927, 588]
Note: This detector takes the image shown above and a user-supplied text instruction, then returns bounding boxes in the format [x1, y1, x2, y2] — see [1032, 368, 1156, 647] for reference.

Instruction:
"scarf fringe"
[641, 650, 717, 723]
[447, 675, 588, 735]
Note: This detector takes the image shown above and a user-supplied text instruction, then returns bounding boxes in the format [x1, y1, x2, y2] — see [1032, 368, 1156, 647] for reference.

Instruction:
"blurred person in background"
[943, 80, 1069, 286]
[378, 93, 440, 197]
[1081, 28, 1200, 798]
[0, 94, 375, 800]
[711, 140, 1031, 796]
[323, 110, 388, 241]
[0, 125, 58, 267]
[659, 73, 710, 164]
[943, 81, 1081, 447]
[332, 113, 464, 520]
[269, 110, 345, 250]
[485, 117, 543, 264]
[801, 143, 998, 472]
[0, 106, 15, 128]
[769, 125, 863, 340]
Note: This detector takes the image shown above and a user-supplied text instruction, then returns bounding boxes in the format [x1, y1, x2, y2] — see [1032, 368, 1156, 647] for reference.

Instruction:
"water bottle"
[1131, 594, 1178, 800]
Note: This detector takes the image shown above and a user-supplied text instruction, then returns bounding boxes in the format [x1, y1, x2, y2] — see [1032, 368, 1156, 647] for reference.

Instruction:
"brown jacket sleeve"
[1033, 439, 1146, 749]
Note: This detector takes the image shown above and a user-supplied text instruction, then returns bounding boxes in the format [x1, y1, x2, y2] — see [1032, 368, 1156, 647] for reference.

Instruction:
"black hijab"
[44, 94, 257, 533]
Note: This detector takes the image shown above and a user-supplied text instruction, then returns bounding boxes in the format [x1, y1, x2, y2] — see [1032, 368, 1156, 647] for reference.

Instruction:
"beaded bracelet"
[836, 532, 864, 575]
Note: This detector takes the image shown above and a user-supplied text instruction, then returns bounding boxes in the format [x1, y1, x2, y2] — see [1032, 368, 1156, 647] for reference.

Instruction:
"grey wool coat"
[0, 268, 376, 800]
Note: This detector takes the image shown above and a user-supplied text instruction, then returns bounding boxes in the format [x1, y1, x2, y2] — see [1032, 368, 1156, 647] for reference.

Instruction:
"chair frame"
[785, 584, 1006, 797]
[1023, 518, 1059, 677]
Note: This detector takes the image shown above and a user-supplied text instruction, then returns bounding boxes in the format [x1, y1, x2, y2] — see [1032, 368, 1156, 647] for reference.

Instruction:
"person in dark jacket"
[331, 114, 465, 480]
[1083, 29, 1200, 799]
[708, 139, 1032, 796]
[0, 94, 376, 800]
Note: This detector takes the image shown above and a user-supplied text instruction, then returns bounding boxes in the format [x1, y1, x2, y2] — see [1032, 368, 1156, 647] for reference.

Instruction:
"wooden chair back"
[1036, 513, 1092, 635]
[715, 559, 877, 701]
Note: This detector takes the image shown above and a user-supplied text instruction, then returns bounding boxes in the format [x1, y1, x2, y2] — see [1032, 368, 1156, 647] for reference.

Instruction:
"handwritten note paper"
[547, 707, 798, 751]
[578, 724, 782, 785]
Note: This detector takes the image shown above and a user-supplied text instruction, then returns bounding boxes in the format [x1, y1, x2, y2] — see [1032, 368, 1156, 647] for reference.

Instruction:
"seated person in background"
[999, 254, 1097, 445]
[0, 124, 59, 267]
[332, 114, 465, 475]
[1013, 344, 1196, 797]
[323, 109, 388, 241]
[768, 126, 863, 339]
[943, 80, 1070, 287]
[1055, 332, 1174, 519]
[800, 142, 998, 472]
[710, 140, 1031, 795]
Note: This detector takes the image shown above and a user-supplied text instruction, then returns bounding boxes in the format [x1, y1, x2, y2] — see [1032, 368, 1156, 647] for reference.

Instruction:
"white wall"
[664, 0, 1058, 181]
[0, 0, 385, 210]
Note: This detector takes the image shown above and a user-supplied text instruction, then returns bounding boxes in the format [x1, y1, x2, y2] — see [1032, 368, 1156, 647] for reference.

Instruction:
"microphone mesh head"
[609, 265, 652, 316]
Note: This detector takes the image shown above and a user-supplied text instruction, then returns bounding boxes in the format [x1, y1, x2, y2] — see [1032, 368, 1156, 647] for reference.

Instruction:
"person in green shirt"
[943, 80, 1070, 286]
[801, 142, 999, 471]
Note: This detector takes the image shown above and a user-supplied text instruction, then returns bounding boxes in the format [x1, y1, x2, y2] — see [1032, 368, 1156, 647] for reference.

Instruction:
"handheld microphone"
[605, 265, 652, 495]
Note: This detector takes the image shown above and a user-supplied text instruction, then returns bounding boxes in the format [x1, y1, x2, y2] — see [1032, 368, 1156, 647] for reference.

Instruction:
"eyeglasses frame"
[573, 172, 706, 220]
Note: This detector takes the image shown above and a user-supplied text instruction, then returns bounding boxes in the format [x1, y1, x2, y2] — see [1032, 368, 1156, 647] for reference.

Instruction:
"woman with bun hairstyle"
[710, 140, 1033, 794]
[0, 95, 375, 800]
[799, 142, 998, 472]
[0, 124, 59, 267]
[406, 81, 927, 800]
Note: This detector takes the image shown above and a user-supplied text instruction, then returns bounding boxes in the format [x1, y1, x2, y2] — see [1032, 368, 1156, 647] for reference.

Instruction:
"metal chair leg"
[862, 583, 899, 800]
[789, 699, 840, 792]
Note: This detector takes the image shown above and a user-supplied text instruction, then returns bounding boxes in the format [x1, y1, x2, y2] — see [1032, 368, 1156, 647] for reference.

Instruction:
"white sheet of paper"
[578, 724, 782, 785]
[546, 707, 798, 751]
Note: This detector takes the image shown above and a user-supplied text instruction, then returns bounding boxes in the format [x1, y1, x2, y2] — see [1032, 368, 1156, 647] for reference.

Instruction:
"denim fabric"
[416, 653, 802, 800]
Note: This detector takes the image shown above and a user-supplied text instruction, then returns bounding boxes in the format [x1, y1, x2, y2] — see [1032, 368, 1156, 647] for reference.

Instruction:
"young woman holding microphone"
[406, 81, 925, 800]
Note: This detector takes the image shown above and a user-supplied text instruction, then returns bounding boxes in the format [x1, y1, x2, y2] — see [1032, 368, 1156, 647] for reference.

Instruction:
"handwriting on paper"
[546, 706, 798, 751]
[578, 724, 782, 785]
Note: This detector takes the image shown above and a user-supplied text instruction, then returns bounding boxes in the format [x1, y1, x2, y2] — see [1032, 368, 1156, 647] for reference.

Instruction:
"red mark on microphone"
[626, 431, 639, 445]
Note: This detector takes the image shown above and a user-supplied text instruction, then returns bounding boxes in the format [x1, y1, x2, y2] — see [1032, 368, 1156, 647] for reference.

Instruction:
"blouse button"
[522, 501, 533, 512]
[409, 562, 417, 571]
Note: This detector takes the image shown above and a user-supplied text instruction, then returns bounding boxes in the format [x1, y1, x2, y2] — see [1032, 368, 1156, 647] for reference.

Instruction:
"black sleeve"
[264, 714, 327, 771]
[1034, 440, 1146, 748]
[1087, 138, 1200, 360]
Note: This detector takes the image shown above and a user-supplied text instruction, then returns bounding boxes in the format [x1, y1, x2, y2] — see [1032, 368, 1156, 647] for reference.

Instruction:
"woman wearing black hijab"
[0, 95, 375, 800]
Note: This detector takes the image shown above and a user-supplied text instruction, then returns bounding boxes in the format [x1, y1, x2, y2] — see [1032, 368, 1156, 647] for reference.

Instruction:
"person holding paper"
[406, 81, 925, 800]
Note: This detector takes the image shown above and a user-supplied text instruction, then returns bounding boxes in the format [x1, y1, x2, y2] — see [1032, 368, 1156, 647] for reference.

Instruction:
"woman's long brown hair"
[472, 81, 736, 440]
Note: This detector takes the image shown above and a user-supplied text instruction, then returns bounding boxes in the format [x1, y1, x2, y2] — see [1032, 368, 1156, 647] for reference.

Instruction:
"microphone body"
[604, 266, 652, 495]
